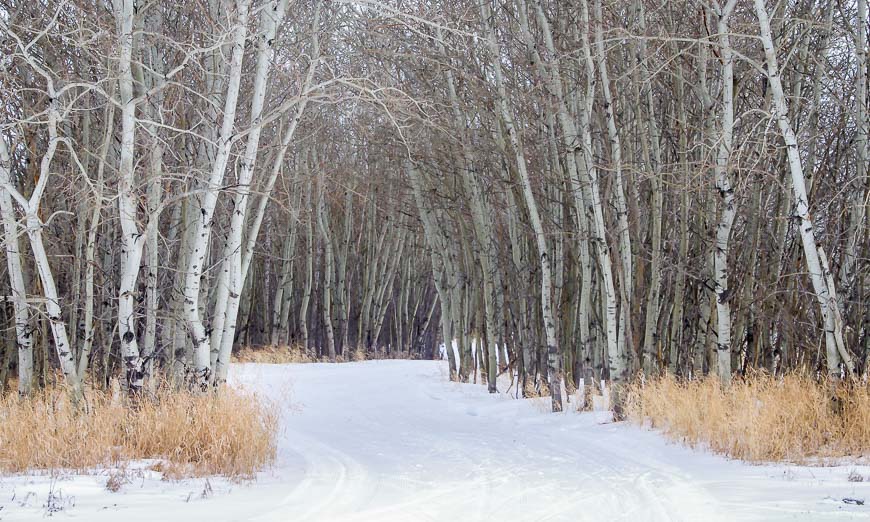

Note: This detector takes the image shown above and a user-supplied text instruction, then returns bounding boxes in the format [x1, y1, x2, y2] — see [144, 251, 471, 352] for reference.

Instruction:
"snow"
[1, 360, 869, 520]
[437, 339, 509, 367]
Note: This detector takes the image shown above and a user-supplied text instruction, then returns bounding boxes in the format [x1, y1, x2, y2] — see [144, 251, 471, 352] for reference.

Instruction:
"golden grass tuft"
[521, 379, 551, 399]
[233, 344, 379, 364]
[233, 344, 314, 364]
[625, 372, 870, 462]
[0, 384, 278, 478]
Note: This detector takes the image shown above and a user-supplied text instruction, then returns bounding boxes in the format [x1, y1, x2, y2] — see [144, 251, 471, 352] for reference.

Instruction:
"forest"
[1, 0, 866, 404]
[0, 0, 867, 517]
[0, 0, 870, 520]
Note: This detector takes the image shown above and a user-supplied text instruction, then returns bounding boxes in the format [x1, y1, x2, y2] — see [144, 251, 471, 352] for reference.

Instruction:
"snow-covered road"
[2, 360, 869, 520]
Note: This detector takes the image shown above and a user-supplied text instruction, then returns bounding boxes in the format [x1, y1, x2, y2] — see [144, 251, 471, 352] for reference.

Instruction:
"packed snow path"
[2, 360, 870, 521]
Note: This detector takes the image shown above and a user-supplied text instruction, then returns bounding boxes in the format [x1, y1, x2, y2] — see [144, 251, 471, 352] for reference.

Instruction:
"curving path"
[232, 360, 870, 522]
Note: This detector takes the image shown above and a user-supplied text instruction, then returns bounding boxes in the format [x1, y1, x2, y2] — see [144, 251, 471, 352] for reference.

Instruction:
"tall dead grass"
[0, 384, 278, 478]
[232, 344, 315, 364]
[625, 373, 870, 462]
[233, 344, 383, 363]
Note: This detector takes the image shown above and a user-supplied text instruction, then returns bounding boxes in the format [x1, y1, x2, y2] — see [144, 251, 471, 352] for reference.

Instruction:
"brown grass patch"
[232, 344, 389, 364]
[522, 379, 550, 399]
[233, 344, 314, 364]
[625, 372, 870, 462]
[0, 384, 278, 478]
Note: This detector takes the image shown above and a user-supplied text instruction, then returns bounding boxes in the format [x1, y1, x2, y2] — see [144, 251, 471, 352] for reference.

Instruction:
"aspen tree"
[211, 0, 289, 376]
[634, 0, 665, 377]
[0, 137, 32, 396]
[594, 0, 633, 367]
[711, 0, 740, 385]
[478, 0, 561, 409]
[182, 0, 251, 389]
[754, 0, 851, 379]
[113, 0, 147, 393]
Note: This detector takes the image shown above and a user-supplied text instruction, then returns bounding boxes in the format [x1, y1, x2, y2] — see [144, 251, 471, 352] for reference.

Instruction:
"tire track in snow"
[232, 361, 867, 521]
[250, 429, 376, 521]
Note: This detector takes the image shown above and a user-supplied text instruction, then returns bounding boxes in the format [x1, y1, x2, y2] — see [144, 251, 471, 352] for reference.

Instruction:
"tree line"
[0, 0, 866, 411]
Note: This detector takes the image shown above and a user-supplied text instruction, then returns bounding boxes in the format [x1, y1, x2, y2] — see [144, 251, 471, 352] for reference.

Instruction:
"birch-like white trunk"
[712, 0, 739, 385]
[299, 179, 314, 351]
[210, 0, 288, 376]
[594, 0, 632, 365]
[405, 160, 459, 379]
[183, 0, 251, 389]
[754, 0, 848, 378]
[575, 0, 624, 381]
[1, 110, 80, 399]
[0, 29, 83, 396]
[212, 4, 319, 383]
[140, 6, 165, 389]
[272, 218, 298, 346]
[0, 137, 33, 396]
[435, 24, 502, 392]
[479, 0, 561, 410]
[517, 0, 623, 387]
[113, 0, 147, 392]
[316, 163, 337, 362]
[78, 94, 114, 380]
[633, 0, 665, 377]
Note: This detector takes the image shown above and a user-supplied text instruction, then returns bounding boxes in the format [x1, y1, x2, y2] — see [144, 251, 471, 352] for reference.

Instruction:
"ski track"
[1, 360, 869, 521]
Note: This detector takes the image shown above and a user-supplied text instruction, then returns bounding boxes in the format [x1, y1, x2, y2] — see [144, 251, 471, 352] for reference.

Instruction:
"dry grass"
[232, 344, 417, 364]
[521, 379, 551, 399]
[625, 372, 870, 463]
[0, 383, 278, 478]
[232, 344, 314, 364]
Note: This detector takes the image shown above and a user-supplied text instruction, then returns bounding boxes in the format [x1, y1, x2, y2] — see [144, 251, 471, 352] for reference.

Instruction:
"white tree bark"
[113, 0, 147, 393]
[78, 92, 114, 380]
[212, 2, 320, 383]
[754, 0, 848, 378]
[632, 0, 665, 377]
[517, 0, 624, 386]
[210, 0, 288, 374]
[594, 0, 632, 366]
[405, 160, 459, 379]
[182, 0, 251, 389]
[479, 0, 560, 410]
[575, 0, 624, 382]
[272, 211, 299, 345]
[316, 156, 337, 362]
[140, 5, 166, 389]
[0, 136, 33, 396]
[0, 18, 83, 397]
[712, 0, 739, 385]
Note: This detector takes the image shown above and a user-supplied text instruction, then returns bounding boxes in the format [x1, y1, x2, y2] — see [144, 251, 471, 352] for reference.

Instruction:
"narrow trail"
[230, 360, 869, 521]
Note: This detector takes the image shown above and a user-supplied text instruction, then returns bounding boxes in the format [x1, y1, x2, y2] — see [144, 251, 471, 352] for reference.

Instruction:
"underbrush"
[0, 383, 278, 478]
[233, 344, 418, 364]
[233, 344, 316, 364]
[625, 373, 870, 463]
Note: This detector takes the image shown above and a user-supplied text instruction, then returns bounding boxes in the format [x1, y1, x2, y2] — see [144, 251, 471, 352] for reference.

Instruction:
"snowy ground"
[1, 360, 869, 521]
